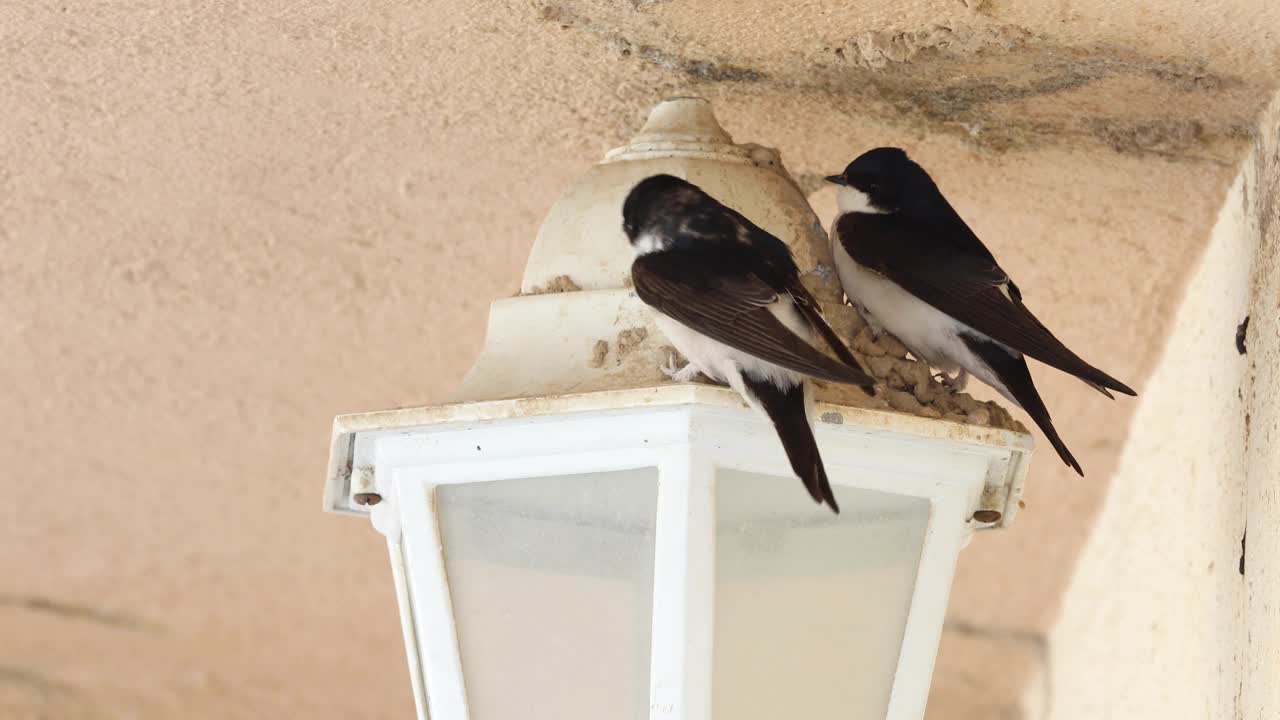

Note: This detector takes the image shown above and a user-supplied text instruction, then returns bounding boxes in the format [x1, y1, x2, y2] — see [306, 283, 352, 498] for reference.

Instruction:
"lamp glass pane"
[437, 468, 658, 720]
[713, 470, 931, 720]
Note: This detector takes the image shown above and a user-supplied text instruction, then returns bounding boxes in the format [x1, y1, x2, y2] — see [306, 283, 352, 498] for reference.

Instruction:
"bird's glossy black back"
[622, 174, 799, 284]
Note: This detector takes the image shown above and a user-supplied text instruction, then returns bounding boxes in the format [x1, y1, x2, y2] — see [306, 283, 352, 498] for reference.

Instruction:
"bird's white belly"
[651, 299, 808, 396]
[830, 238, 979, 375]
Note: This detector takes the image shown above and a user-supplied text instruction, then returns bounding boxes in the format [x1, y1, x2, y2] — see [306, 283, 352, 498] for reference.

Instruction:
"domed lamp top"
[323, 97, 1031, 529]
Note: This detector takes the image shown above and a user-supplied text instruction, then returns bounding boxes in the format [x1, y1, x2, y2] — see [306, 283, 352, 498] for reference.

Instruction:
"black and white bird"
[826, 148, 1135, 475]
[623, 174, 876, 513]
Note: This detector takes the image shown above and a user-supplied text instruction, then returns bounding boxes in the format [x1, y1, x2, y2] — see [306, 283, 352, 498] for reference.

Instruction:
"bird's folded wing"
[836, 213, 1135, 395]
[784, 277, 876, 390]
[631, 253, 874, 387]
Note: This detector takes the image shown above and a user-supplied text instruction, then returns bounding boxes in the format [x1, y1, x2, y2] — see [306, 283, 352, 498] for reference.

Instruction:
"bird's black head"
[825, 147, 939, 215]
[621, 174, 701, 246]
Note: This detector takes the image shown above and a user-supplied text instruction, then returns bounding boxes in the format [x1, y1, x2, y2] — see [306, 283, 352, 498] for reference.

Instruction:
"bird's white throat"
[632, 232, 667, 255]
[836, 186, 886, 215]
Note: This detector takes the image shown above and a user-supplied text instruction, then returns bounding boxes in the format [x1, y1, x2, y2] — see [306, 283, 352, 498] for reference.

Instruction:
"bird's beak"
[825, 174, 847, 186]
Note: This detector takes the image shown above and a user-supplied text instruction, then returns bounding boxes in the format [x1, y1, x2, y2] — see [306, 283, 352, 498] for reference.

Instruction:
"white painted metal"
[326, 384, 1030, 528]
[397, 479, 471, 720]
[358, 398, 1024, 720]
[648, 446, 716, 720]
[389, 538, 431, 720]
[880, 473, 973, 720]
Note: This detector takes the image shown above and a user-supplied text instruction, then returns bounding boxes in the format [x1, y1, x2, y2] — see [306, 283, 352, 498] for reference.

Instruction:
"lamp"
[323, 97, 1032, 720]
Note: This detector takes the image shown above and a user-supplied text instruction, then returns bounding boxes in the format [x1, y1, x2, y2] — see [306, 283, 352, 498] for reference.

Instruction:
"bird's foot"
[660, 354, 701, 383]
[933, 369, 969, 392]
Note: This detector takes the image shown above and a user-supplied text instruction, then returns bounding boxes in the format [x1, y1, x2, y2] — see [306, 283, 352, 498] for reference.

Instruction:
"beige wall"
[1241, 97, 1280, 718]
[1, 2, 1277, 718]
[1038, 95, 1280, 719]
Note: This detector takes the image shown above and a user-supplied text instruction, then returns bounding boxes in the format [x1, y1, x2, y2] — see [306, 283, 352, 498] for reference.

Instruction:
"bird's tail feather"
[963, 335, 1084, 476]
[1016, 303, 1136, 397]
[746, 376, 840, 513]
[1084, 379, 1115, 400]
[1042, 352, 1135, 398]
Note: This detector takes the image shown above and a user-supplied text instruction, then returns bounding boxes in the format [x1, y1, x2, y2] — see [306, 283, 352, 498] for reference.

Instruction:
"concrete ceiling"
[2, 1, 1277, 718]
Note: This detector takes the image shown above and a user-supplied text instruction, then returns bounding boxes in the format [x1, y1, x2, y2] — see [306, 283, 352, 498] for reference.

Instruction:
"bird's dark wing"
[836, 213, 1135, 396]
[783, 275, 875, 389]
[675, 189, 871, 375]
[632, 252, 875, 389]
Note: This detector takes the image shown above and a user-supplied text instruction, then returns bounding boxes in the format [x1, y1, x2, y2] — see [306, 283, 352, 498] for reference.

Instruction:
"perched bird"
[622, 174, 876, 513]
[826, 147, 1135, 475]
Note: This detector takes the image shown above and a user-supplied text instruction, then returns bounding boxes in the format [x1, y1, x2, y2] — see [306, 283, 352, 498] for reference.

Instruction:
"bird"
[825, 147, 1135, 475]
[622, 174, 876, 513]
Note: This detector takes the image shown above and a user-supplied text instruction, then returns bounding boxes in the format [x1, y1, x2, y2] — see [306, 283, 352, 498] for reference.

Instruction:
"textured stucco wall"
[1037, 95, 1280, 720]
[1241, 96, 1280, 720]
[1, 2, 1277, 718]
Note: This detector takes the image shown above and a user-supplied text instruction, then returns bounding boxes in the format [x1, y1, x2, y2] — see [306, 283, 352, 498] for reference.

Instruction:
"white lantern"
[324, 98, 1033, 720]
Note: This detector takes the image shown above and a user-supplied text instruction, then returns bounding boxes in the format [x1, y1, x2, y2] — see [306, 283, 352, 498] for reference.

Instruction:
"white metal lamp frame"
[333, 386, 1030, 720]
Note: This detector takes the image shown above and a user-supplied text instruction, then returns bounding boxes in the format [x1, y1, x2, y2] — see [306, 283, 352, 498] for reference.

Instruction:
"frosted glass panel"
[436, 469, 658, 720]
[713, 471, 930, 720]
